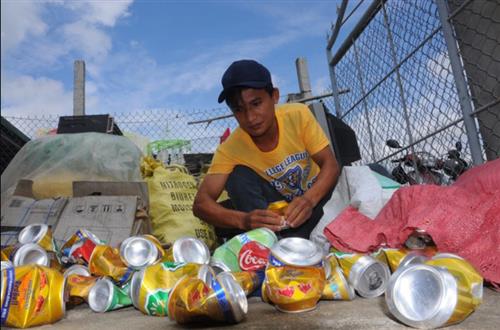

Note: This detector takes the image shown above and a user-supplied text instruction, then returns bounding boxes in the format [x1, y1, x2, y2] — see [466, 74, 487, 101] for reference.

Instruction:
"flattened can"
[88, 277, 132, 312]
[0, 265, 66, 328]
[335, 252, 390, 298]
[267, 200, 288, 215]
[323, 253, 339, 279]
[426, 255, 483, 307]
[168, 273, 247, 324]
[18, 224, 57, 253]
[88, 245, 133, 285]
[65, 274, 97, 306]
[209, 257, 233, 275]
[131, 261, 203, 316]
[321, 266, 355, 301]
[63, 264, 91, 278]
[120, 235, 161, 269]
[385, 263, 476, 328]
[11, 243, 50, 267]
[61, 229, 103, 256]
[171, 237, 210, 264]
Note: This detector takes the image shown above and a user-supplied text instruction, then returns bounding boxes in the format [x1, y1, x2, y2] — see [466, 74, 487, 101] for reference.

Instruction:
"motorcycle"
[385, 139, 469, 185]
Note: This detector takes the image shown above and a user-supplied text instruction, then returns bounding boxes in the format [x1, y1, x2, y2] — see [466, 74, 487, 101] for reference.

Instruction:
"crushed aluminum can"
[335, 252, 390, 298]
[130, 261, 204, 316]
[63, 264, 92, 278]
[267, 200, 288, 215]
[88, 245, 133, 286]
[321, 266, 356, 301]
[213, 228, 278, 272]
[264, 237, 325, 313]
[209, 257, 232, 275]
[372, 248, 428, 273]
[120, 236, 161, 269]
[65, 274, 98, 306]
[168, 273, 247, 324]
[385, 263, 477, 328]
[238, 240, 270, 272]
[218, 270, 264, 296]
[18, 223, 58, 253]
[404, 229, 435, 250]
[426, 254, 483, 308]
[11, 243, 51, 267]
[323, 253, 339, 280]
[61, 229, 103, 261]
[172, 237, 210, 264]
[1, 265, 66, 328]
[1, 260, 13, 272]
[88, 278, 132, 313]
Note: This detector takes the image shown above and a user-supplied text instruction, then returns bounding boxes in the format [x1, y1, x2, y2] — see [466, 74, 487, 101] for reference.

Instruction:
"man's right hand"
[242, 209, 284, 232]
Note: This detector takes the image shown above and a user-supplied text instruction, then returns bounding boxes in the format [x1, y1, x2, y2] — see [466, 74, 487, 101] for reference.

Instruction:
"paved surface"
[6, 287, 499, 330]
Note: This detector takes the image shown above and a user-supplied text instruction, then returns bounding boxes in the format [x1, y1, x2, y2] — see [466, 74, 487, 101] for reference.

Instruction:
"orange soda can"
[1, 265, 66, 328]
[88, 245, 133, 286]
[130, 261, 203, 316]
[18, 224, 57, 253]
[426, 253, 483, 308]
[321, 266, 355, 300]
[223, 271, 263, 296]
[168, 273, 247, 324]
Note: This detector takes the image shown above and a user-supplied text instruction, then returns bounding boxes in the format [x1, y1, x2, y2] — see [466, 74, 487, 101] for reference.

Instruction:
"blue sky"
[1, 0, 367, 117]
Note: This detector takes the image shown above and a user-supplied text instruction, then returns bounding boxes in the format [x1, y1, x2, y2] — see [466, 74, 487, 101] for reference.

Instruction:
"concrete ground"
[6, 287, 499, 330]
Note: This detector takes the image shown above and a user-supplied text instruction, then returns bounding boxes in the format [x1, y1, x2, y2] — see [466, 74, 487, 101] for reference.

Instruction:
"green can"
[88, 278, 133, 312]
[212, 228, 278, 272]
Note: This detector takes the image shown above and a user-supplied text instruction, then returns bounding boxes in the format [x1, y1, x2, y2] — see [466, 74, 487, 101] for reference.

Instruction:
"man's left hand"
[284, 196, 314, 228]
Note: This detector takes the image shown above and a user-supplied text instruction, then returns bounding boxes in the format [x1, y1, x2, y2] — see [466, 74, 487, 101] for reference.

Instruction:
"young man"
[193, 59, 339, 239]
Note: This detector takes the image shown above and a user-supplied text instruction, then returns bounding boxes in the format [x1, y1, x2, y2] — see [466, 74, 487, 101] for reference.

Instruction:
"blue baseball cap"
[217, 59, 272, 103]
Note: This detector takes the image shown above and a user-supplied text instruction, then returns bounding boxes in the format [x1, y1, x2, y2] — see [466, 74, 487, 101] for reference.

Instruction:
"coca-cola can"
[172, 237, 210, 264]
[238, 241, 270, 271]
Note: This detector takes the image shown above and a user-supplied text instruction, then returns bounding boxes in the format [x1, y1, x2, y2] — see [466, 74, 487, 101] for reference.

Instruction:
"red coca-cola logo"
[238, 241, 270, 271]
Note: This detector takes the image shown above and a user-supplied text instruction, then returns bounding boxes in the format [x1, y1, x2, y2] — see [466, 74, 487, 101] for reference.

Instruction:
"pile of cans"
[1, 224, 484, 329]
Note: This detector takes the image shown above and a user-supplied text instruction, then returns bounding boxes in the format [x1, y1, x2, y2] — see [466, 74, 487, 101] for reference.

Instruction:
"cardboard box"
[1, 180, 68, 247]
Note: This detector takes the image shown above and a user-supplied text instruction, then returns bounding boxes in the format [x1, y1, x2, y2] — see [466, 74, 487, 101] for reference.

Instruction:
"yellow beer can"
[224, 270, 263, 296]
[426, 254, 483, 308]
[323, 253, 339, 279]
[321, 266, 355, 301]
[1, 265, 66, 328]
[386, 262, 477, 328]
[335, 252, 390, 298]
[18, 224, 57, 253]
[372, 248, 428, 273]
[130, 262, 202, 316]
[88, 245, 133, 285]
[65, 274, 98, 306]
[267, 200, 288, 215]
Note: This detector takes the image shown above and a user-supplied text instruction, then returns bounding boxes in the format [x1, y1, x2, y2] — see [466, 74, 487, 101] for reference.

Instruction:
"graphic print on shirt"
[266, 151, 317, 201]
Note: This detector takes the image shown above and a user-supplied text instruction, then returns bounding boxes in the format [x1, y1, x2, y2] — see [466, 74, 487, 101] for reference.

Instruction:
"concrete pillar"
[73, 60, 85, 115]
[295, 57, 313, 99]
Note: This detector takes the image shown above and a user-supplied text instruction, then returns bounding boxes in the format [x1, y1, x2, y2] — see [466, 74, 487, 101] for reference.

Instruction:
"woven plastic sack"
[141, 157, 217, 250]
[1, 133, 142, 200]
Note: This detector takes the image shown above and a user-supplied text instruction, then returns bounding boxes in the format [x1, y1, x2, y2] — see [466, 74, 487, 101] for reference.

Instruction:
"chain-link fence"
[2, 107, 238, 174]
[324, 0, 499, 173]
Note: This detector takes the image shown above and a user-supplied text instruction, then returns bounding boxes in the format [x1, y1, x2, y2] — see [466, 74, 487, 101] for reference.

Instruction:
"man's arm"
[285, 146, 340, 228]
[193, 173, 283, 231]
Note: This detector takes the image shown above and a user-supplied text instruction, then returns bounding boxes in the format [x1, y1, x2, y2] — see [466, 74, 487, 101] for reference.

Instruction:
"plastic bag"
[1, 133, 143, 200]
[142, 157, 217, 250]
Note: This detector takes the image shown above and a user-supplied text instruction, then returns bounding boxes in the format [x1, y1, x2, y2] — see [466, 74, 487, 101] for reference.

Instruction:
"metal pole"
[327, 50, 344, 117]
[73, 60, 85, 116]
[352, 42, 376, 162]
[436, 0, 484, 165]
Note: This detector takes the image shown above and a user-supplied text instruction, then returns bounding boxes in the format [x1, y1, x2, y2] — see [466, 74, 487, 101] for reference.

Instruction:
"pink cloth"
[324, 159, 500, 287]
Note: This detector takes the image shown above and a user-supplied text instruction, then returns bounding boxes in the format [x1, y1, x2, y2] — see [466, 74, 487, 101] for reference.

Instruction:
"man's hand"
[284, 196, 314, 228]
[243, 209, 284, 232]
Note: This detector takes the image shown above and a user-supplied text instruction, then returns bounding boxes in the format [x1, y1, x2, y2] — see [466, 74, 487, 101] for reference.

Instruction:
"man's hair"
[225, 84, 274, 111]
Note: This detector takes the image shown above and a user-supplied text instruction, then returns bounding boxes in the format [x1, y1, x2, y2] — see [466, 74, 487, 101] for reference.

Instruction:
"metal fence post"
[352, 42, 376, 162]
[436, 0, 484, 165]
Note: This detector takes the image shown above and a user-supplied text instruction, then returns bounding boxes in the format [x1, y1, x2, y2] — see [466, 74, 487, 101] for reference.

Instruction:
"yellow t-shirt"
[208, 103, 330, 201]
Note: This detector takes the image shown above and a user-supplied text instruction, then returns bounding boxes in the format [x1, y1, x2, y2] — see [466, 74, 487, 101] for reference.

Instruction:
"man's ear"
[272, 88, 280, 104]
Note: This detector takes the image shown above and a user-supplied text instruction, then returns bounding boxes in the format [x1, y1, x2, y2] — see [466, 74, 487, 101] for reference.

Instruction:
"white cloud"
[0, 1, 47, 55]
[62, 21, 112, 60]
[1, 74, 73, 116]
[66, 1, 133, 27]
